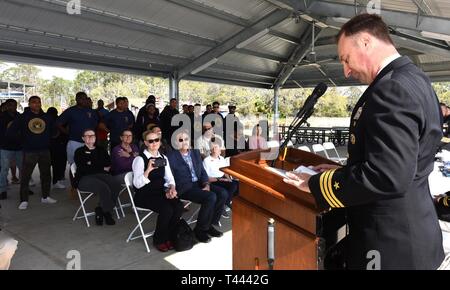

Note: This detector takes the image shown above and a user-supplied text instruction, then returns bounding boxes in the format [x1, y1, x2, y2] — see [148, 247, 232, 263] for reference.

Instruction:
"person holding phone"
[132, 130, 183, 252]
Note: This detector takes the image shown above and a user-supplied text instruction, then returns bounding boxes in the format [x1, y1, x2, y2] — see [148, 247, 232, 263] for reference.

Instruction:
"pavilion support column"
[169, 73, 179, 106]
[273, 86, 280, 140]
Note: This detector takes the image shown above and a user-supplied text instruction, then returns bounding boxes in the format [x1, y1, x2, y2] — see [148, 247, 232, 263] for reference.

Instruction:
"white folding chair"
[323, 142, 347, 165]
[183, 200, 201, 225]
[71, 163, 120, 227]
[266, 140, 280, 148]
[116, 183, 132, 218]
[124, 172, 155, 253]
[298, 145, 311, 152]
[312, 143, 329, 159]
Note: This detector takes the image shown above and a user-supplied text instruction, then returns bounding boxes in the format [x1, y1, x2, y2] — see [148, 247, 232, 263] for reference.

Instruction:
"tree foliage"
[4, 63, 448, 118]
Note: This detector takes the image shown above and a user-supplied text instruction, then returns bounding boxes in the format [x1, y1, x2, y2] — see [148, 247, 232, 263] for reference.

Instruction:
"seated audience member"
[132, 131, 183, 252]
[0, 229, 18, 270]
[111, 129, 139, 182]
[203, 141, 239, 218]
[74, 129, 122, 226]
[195, 122, 223, 159]
[167, 131, 227, 243]
[248, 124, 268, 150]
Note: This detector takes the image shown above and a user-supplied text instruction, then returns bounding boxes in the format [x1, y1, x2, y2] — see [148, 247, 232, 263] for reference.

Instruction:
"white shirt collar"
[377, 53, 401, 76]
[143, 150, 161, 158]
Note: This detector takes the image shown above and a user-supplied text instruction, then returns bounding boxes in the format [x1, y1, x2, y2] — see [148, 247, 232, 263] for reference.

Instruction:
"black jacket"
[309, 56, 444, 269]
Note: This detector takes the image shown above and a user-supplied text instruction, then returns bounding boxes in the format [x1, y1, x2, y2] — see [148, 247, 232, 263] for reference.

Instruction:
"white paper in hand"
[294, 165, 318, 175]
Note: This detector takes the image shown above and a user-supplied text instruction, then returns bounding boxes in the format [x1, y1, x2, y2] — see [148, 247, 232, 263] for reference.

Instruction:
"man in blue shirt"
[57, 92, 99, 164]
[0, 99, 22, 200]
[9, 96, 57, 210]
[100, 97, 135, 151]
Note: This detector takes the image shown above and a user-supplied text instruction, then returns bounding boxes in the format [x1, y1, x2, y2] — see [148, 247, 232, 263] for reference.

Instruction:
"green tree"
[0, 64, 41, 84]
[39, 77, 74, 110]
[315, 88, 348, 117]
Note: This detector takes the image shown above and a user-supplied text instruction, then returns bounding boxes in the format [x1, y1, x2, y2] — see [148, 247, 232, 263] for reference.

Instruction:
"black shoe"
[0, 192, 7, 200]
[194, 230, 211, 243]
[28, 190, 34, 195]
[103, 211, 116, 225]
[207, 226, 223, 238]
[95, 207, 103, 226]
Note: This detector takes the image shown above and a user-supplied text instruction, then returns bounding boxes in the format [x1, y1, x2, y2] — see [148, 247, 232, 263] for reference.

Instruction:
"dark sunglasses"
[178, 138, 189, 142]
[146, 138, 160, 144]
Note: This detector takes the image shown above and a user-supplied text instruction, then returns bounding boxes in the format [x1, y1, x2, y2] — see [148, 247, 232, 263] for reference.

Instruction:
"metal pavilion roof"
[1, 0, 450, 89]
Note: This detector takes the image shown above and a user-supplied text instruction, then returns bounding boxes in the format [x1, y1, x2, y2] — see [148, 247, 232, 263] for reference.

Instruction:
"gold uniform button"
[350, 134, 356, 145]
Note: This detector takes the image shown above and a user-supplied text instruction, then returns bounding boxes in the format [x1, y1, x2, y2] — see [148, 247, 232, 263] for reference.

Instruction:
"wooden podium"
[222, 147, 346, 270]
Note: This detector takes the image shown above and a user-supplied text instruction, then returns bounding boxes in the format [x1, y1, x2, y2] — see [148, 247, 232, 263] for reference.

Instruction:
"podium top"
[222, 147, 336, 212]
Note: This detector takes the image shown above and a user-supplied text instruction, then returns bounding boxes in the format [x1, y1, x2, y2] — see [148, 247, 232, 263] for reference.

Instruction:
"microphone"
[268, 218, 275, 270]
[310, 82, 328, 101]
[301, 82, 328, 113]
[292, 82, 328, 124]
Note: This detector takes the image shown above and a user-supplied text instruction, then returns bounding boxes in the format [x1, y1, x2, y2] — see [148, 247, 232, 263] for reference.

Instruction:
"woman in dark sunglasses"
[132, 131, 183, 252]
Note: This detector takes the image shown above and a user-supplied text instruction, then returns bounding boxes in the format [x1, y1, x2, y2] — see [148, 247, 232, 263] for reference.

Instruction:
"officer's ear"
[356, 32, 372, 50]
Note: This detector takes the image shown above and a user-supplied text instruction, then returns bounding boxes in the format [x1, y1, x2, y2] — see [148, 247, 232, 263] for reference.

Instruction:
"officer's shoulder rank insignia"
[334, 182, 340, 190]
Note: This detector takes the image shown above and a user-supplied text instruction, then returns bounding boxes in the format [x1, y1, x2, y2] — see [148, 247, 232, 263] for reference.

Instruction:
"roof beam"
[264, 0, 310, 11]
[268, 29, 302, 45]
[165, 0, 250, 27]
[184, 75, 271, 89]
[178, 9, 291, 78]
[234, 48, 287, 63]
[0, 43, 171, 78]
[7, 0, 218, 47]
[0, 24, 189, 65]
[306, 0, 450, 36]
[324, 17, 450, 59]
[273, 24, 319, 89]
[212, 63, 277, 79]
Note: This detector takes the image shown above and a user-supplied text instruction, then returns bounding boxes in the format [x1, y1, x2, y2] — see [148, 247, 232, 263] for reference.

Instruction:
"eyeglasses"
[178, 138, 189, 142]
[146, 138, 160, 144]
[83, 135, 96, 138]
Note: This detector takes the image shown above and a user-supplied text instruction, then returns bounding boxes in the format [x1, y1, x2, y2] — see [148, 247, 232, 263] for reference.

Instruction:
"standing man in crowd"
[10, 96, 57, 210]
[284, 14, 444, 269]
[100, 97, 135, 151]
[57, 92, 99, 165]
[160, 98, 179, 147]
[0, 99, 22, 200]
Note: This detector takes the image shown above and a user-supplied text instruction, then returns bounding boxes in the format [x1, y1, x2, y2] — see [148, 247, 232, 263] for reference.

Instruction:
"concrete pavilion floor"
[0, 167, 232, 270]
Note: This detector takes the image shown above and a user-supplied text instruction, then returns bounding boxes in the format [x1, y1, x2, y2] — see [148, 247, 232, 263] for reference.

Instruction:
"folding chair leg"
[73, 192, 92, 227]
[186, 207, 200, 225]
[117, 197, 126, 218]
[114, 206, 120, 220]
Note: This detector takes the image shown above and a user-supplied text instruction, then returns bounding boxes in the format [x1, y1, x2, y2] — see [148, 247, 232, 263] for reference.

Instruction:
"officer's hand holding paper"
[283, 164, 342, 193]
